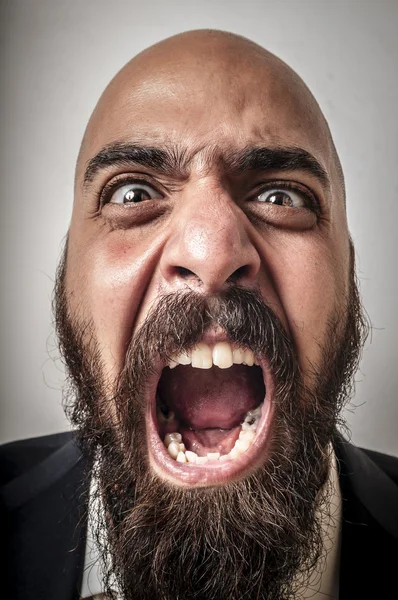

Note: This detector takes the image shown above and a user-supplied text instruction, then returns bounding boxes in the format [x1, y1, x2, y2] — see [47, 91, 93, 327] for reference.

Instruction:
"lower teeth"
[163, 403, 262, 464]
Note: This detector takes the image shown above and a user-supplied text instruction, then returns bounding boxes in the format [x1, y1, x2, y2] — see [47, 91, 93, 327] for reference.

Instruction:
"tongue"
[158, 364, 265, 430]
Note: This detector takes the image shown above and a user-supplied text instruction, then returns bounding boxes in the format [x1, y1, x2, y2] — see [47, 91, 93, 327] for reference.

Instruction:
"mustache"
[123, 286, 298, 387]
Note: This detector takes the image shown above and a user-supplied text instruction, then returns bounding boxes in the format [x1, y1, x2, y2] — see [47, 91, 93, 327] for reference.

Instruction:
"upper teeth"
[169, 342, 259, 370]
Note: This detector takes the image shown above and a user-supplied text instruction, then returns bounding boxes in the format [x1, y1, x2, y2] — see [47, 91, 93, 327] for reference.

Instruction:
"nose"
[160, 189, 261, 293]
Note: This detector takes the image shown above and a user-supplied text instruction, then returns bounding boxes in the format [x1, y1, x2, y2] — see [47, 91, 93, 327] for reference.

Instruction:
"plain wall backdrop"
[0, 0, 397, 455]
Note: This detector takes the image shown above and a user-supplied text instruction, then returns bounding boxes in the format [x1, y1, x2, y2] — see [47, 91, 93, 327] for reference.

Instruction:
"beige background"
[0, 0, 397, 455]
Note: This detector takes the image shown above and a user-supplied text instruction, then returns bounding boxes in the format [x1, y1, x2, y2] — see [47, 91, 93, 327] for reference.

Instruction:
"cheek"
[260, 230, 349, 378]
[67, 230, 164, 380]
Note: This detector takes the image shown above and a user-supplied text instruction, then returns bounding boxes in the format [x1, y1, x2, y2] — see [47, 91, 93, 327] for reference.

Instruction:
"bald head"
[77, 30, 343, 196]
[100, 28, 317, 110]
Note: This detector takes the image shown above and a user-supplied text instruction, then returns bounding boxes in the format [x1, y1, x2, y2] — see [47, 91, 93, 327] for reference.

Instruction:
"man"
[1, 29, 397, 600]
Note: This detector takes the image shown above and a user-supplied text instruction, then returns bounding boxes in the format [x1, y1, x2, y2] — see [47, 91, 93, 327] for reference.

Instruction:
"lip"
[145, 351, 275, 488]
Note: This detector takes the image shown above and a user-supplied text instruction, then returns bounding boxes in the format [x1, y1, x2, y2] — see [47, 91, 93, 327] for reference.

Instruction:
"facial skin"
[68, 30, 348, 386]
[56, 30, 368, 599]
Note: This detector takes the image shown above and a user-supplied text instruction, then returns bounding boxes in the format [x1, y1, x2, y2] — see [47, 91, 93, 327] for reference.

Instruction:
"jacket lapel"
[335, 435, 398, 598]
[1, 435, 90, 600]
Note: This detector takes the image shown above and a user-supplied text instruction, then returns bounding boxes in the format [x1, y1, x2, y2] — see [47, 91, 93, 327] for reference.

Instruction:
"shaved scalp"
[76, 29, 344, 198]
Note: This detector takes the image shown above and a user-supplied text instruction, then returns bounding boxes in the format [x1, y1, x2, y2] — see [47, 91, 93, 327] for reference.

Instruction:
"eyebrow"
[228, 146, 330, 187]
[82, 142, 330, 191]
[83, 144, 188, 191]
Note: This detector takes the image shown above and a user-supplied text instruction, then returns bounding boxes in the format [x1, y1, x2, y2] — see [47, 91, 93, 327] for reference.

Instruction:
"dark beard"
[54, 244, 368, 600]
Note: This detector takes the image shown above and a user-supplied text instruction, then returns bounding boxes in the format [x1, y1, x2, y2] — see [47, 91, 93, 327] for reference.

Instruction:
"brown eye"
[256, 188, 306, 208]
[108, 182, 163, 205]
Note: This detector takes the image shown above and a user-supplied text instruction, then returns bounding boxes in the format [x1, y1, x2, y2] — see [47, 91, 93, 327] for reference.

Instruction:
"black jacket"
[1, 431, 397, 600]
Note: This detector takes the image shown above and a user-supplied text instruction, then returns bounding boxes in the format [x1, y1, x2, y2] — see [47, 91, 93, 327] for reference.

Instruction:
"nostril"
[227, 265, 250, 283]
[175, 266, 197, 280]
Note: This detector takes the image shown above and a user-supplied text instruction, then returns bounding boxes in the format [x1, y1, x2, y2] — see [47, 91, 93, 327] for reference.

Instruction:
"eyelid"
[99, 174, 166, 206]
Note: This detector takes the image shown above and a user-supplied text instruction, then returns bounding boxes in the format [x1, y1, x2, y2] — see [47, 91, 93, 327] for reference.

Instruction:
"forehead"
[80, 56, 331, 173]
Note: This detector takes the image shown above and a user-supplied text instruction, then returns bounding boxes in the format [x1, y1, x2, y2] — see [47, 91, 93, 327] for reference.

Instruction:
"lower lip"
[146, 360, 275, 487]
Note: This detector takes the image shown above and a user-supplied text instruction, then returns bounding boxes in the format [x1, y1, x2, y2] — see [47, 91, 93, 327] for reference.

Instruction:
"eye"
[255, 187, 308, 208]
[107, 181, 163, 205]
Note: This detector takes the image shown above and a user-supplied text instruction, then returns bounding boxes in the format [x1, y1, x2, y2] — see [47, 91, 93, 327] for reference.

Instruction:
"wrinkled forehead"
[76, 51, 334, 182]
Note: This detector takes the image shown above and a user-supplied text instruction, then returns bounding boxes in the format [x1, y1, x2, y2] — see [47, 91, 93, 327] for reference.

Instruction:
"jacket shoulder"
[0, 432, 89, 600]
[361, 447, 398, 485]
[0, 431, 74, 486]
[335, 435, 398, 538]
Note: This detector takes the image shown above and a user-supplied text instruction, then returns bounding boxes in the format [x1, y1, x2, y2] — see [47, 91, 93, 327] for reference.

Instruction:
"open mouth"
[146, 333, 274, 486]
